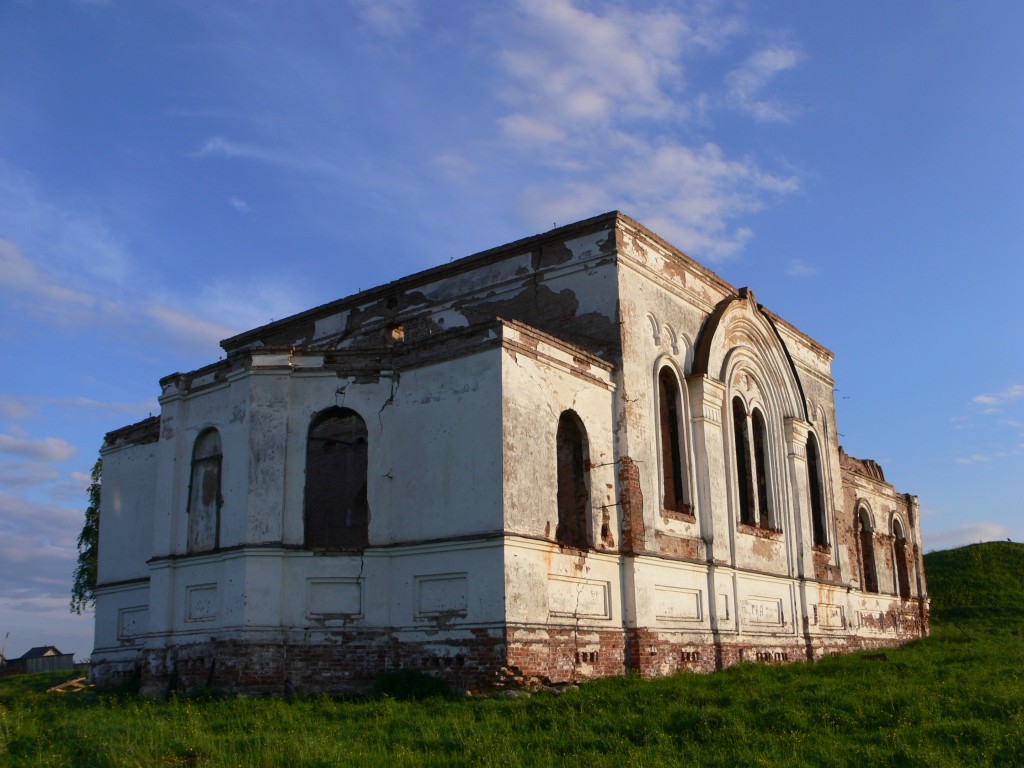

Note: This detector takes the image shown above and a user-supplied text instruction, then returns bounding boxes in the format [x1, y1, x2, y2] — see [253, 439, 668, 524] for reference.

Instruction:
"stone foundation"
[92, 598, 928, 695]
[505, 625, 626, 684]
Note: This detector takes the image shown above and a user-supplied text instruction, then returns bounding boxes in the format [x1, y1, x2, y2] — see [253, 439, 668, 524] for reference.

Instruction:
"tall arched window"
[304, 408, 369, 550]
[556, 410, 589, 549]
[893, 518, 912, 599]
[733, 398, 774, 529]
[751, 409, 771, 529]
[732, 397, 755, 526]
[806, 433, 828, 546]
[858, 508, 879, 594]
[658, 367, 687, 513]
[188, 429, 222, 553]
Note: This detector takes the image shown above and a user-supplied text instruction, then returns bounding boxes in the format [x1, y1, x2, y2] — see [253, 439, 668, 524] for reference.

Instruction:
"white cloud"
[517, 140, 798, 261]
[0, 395, 36, 420]
[488, 0, 800, 261]
[954, 446, 1022, 464]
[45, 397, 158, 416]
[498, 114, 567, 145]
[0, 462, 60, 488]
[0, 160, 129, 284]
[431, 153, 477, 185]
[925, 522, 1011, 552]
[229, 196, 250, 213]
[144, 303, 237, 349]
[786, 259, 817, 276]
[497, 0, 693, 130]
[0, 434, 77, 462]
[972, 384, 1024, 407]
[191, 136, 327, 174]
[0, 492, 82, 605]
[350, 0, 418, 38]
[0, 239, 114, 326]
[1, 221, 309, 358]
[0, 238, 243, 354]
[725, 45, 802, 123]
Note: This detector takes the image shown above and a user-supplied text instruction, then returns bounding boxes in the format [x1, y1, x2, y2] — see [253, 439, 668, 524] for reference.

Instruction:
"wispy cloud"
[191, 136, 327, 174]
[0, 395, 36, 420]
[972, 384, 1024, 407]
[0, 492, 81, 605]
[0, 160, 129, 283]
[786, 259, 817, 276]
[0, 234, 304, 357]
[486, 0, 800, 260]
[143, 303, 237, 350]
[0, 394, 155, 422]
[350, 0, 418, 38]
[954, 445, 1023, 464]
[229, 196, 250, 213]
[0, 239, 122, 327]
[725, 46, 803, 123]
[949, 383, 1024, 465]
[0, 462, 61, 489]
[0, 434, 77, 462]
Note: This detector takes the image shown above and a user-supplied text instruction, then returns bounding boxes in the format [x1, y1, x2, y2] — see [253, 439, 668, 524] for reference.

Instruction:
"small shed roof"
[17, 646, 63, 660]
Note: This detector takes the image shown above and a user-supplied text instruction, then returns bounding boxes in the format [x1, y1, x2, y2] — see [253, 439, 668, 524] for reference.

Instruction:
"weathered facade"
[91, 212, 928, 694]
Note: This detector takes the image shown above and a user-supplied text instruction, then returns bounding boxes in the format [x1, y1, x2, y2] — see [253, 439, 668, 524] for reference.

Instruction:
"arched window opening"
[751, 409, 771, 529]
[858, 508, 879, 594]
[732, 397, 755, 526]
[806, 433, 828, 546]
[658, 367, 687, 513]
[893, 519, 912, 600]
[188, 429, 222, 553]
[304, 408, 369, 550]
[556, 410, 589, 549]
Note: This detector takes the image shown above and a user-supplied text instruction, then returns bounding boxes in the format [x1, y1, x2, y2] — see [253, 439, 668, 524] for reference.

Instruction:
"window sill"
[737, 523, 783, 540]
[661, 506, 696, 524]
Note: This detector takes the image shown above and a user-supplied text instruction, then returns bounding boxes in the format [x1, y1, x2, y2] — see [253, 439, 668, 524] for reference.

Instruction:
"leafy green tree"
[71, 457, 101, 614]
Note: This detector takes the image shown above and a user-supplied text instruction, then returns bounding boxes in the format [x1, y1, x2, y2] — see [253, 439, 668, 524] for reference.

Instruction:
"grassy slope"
[1, 543, 1022, 767]
[924, 541, 1024, 627]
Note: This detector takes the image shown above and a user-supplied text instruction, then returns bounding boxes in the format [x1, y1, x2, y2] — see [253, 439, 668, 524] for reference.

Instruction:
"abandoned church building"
[91, 212, 928, 693]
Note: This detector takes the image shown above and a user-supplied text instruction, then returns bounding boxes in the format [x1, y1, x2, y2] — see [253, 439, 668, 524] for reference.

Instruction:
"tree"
[71, 457, 101, 614]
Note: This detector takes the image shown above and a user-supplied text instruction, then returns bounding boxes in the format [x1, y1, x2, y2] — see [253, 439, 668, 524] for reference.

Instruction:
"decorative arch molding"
[855, 499, 876, 531]
[645, 312, 693, 370]
[692, 289, 807, 423]
[646, 313, 661, 347]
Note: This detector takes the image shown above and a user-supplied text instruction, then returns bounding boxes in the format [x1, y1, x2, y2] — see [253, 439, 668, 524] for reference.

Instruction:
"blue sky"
[1, 1, 1022, 662]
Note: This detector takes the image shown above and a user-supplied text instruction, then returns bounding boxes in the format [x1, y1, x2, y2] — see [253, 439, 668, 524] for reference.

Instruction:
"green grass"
[2, 543, 1023, 767]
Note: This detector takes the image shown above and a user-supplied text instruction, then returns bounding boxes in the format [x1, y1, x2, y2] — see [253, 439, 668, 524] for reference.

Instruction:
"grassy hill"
[2, 542, 1022, 767]
[924, 541, 1024, 628]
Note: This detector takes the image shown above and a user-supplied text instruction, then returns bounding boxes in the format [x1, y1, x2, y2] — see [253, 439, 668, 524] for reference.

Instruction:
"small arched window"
[893, 518, 912, 599]
[556, 410, 590, 549]
[806, 433, 828, 546]
[732, 397, 755, 526]
[858, 507, 879, 594]
[658, 367, 687, 513]
[188, 429, 222, 553]
[304, 408, 369, 550]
